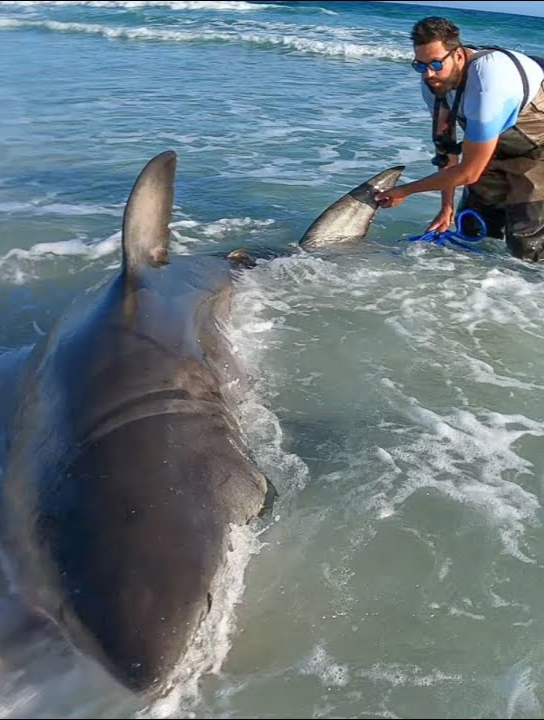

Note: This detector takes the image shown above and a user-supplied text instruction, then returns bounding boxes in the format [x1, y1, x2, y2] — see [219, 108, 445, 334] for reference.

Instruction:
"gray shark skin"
[298, 166, 404, 250]
[0, 152, 402, 697]
[0, 150, 269, 695]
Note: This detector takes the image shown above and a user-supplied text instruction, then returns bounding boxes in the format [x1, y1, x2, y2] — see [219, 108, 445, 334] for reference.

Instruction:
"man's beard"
[425, 64, 463, 97]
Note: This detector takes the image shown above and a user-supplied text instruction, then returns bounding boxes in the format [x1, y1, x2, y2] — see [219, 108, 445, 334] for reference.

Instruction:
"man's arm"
[428, 154, 459, 232]
[426, 102, 458, 231]
[378, 55, 526, 208]
[375, 136, 499, 207]
[435, 105, 458, 216]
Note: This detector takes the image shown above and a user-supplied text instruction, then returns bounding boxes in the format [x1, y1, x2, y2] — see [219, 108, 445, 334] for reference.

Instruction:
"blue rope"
[404, 209, 488, 254]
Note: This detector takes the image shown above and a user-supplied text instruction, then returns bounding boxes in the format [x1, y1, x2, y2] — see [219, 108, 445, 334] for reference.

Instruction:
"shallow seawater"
[1, 1, 544, 718]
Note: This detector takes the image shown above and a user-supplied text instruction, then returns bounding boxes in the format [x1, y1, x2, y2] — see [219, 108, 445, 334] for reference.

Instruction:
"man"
[375, 16, 544, 261]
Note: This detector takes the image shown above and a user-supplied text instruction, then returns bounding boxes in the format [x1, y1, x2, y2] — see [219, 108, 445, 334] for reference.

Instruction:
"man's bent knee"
[506, 202, 544, 262]
[506, 233, 544, 262]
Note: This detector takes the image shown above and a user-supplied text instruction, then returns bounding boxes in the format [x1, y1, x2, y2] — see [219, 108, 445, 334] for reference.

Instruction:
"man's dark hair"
[411, 16, 461, 50]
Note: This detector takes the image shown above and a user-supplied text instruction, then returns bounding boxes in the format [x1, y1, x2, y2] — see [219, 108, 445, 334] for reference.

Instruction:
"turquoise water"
[2, 1, 544, 718]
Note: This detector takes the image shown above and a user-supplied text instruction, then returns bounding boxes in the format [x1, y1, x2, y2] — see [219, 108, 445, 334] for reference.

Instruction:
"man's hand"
[427, 206, 454, 233]
[374, 137, 499, 207]
[374, 186, 408, 208]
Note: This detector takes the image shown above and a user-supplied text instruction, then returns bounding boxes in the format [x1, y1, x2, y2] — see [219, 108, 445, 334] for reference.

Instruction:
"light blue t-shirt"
[422, 49, 544, 142]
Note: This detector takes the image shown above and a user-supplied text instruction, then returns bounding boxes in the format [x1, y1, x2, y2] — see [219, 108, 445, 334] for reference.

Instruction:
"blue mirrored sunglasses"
[411, 48, 455, 73]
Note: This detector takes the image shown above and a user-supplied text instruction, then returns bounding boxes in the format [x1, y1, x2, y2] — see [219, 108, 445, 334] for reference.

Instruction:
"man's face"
[413, 41, 464, 96]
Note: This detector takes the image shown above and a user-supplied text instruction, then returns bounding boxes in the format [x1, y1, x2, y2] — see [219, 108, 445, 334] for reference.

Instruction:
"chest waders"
[431, 46, 544, 261]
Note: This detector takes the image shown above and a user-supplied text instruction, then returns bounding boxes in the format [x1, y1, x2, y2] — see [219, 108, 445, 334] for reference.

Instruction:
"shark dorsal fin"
[121, 150, 177, 275]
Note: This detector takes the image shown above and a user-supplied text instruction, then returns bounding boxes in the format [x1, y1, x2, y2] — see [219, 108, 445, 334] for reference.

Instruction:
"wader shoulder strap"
[468, 45, 530, 109]
[432, 46, 531, 144]
[432, 95, 448, 140]
[506, 50, 530, 109]
[431, 49, 474, 146]
[431, 67, 466, 147]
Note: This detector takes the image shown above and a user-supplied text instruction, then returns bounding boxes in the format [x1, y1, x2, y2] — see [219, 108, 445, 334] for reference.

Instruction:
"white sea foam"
[0, 200, 122, 216]
[0, 18, 412, 61]
[358, 663, 463, 688]
[1, 233, 120, 264]
[370, 391, 544, 563]
[299, 644, 350, 688]
[170, 216, 275, 238]
[1, 1, 282, 12]
[0, 214, 277, 284]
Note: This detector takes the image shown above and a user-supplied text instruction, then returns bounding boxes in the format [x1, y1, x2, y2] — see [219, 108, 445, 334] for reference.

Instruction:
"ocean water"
[1, 1, 544, 718]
